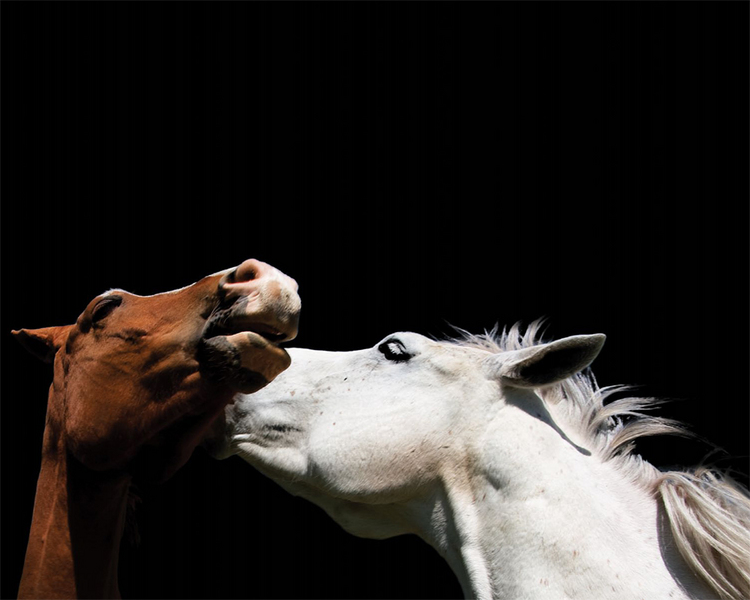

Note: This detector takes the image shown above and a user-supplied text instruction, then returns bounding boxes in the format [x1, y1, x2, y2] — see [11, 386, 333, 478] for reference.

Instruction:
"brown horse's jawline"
[129, 409, 235, 484]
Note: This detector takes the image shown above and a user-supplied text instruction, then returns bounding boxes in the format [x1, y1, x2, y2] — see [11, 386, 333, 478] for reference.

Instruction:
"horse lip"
[243, 322, 287, 343]
[203, 318, 290, 344]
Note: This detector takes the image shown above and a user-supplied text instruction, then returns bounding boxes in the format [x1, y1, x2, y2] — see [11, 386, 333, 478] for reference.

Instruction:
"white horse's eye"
[378, 339, 412, 362]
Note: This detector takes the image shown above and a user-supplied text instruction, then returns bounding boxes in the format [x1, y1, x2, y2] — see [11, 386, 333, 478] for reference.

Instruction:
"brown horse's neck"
[19, 422, 132, 599]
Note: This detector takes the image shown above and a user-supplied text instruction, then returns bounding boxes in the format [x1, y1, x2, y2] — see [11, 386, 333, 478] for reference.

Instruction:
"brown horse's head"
[13, 259, 300, 481]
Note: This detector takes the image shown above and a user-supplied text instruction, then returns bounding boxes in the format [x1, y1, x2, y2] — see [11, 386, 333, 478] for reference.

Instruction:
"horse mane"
[450, 320, 750, 600]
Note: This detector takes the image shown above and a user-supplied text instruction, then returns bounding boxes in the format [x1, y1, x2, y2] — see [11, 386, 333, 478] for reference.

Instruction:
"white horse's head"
[209, 327, 750, 599]
[210, 330, 604, 538]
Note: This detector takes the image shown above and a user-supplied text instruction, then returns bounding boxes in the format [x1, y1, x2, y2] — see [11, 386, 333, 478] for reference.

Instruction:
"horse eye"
[378, 339, 412, 362]
[91, 296, 122, 324]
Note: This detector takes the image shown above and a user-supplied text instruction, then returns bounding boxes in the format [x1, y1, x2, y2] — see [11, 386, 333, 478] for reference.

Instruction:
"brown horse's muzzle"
[199, 259, 301, 393]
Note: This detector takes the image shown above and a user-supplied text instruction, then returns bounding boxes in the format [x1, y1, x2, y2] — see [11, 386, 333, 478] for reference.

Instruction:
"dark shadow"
[505, 389, 592, 456]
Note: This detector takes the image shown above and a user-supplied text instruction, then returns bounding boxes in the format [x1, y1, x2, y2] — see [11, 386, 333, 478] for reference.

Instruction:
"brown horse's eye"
[91, 296, 122, 324]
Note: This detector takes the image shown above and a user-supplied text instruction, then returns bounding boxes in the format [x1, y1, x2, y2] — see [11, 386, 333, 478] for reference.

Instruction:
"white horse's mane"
[450, 320, 750, 600]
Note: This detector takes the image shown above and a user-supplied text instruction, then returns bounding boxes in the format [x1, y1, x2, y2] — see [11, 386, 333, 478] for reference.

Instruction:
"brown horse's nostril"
[235, 259, 264, 283]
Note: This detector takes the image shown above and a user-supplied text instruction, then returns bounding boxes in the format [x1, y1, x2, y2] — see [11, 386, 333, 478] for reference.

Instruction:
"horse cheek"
[64, 374, 140, 471]
[65, 414, 134, 471]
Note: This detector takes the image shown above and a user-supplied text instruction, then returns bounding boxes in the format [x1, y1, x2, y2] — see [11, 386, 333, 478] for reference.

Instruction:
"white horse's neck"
[411, 390, 712, 600]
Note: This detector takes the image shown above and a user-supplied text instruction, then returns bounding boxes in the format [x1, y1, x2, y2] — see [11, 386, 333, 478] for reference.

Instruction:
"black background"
[2, 4, 747, 599]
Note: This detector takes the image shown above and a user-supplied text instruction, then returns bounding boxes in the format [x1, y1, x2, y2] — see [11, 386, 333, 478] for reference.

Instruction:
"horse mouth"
[208, 321, 288, 344]
[202, 316, 293, 346]
[250, 325, 287, 343]
[198, 313, 294, 394]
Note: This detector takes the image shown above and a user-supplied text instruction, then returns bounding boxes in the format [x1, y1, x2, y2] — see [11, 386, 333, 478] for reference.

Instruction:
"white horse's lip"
[230, 422, 301, 443]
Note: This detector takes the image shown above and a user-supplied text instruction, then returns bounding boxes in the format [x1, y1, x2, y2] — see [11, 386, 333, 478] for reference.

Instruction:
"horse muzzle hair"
[200, 259, 301, 394]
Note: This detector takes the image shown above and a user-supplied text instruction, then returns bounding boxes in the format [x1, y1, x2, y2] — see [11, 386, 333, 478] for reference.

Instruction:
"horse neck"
[19, 389, 131, 599]
[418, 393, 711, 600]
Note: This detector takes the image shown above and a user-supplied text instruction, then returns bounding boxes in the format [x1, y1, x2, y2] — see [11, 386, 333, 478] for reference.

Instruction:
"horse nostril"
[235, 259, 264, 283]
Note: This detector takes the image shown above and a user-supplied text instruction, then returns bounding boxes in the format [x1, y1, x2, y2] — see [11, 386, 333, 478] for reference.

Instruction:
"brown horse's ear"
[12, 326, 72, 363]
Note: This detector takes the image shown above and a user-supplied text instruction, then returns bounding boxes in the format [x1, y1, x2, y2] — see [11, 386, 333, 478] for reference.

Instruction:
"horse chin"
[197, 332, 291, 394]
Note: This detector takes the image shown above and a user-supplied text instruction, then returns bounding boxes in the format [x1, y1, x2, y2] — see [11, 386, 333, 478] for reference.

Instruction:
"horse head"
[208, 330, 603, 532]
[14, 258, 301, 481]
[211, 325, 749, 600]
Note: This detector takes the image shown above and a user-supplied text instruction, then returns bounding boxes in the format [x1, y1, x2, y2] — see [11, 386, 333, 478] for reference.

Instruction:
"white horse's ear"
[488, 334, 606, 388]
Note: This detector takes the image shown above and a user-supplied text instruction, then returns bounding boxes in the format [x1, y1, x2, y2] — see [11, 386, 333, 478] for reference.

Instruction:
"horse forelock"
[447, 319, 750, 600]
[102, 288, 127, 297]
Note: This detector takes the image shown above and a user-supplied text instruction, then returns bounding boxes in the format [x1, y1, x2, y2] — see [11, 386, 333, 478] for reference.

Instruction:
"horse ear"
[490, 334, 606, 388]
[12, 326, 72, 363]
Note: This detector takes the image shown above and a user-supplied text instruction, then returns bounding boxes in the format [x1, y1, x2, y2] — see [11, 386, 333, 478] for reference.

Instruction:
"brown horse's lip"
[197, 324, 291, 394]
[203, 319, 288, 345]
[243, 322, 287, 343]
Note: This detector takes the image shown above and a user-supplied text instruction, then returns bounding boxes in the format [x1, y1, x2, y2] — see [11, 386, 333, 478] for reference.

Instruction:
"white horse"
[207, 322, 750, 600]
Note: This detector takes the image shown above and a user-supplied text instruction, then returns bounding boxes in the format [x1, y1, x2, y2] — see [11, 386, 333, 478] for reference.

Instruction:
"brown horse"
[12, 259, 301, 599]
